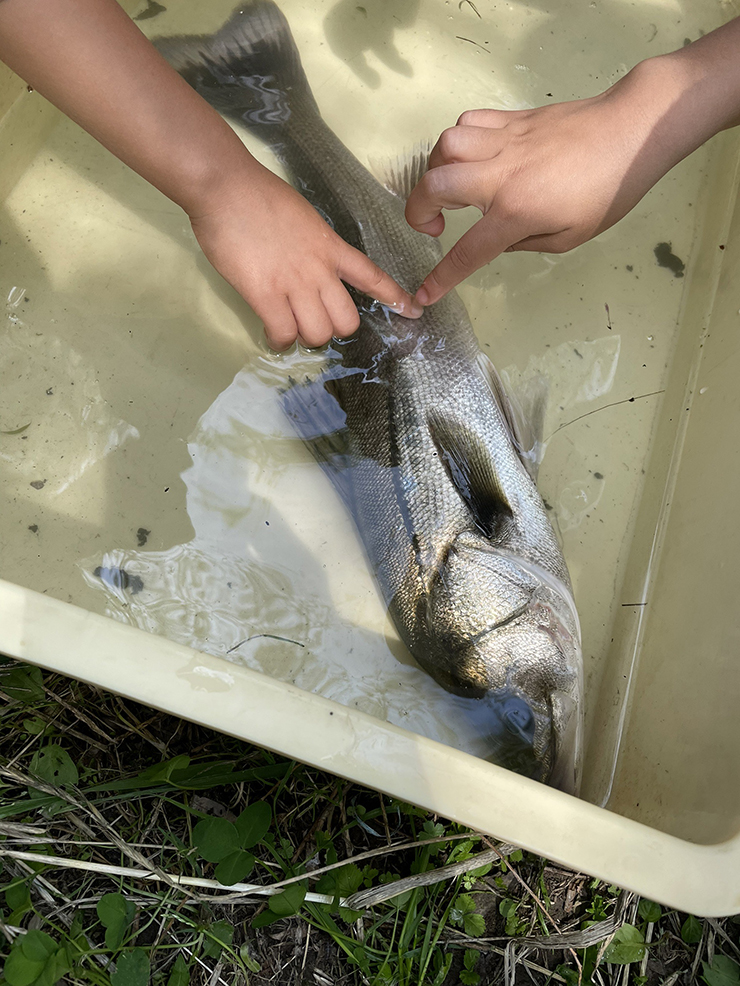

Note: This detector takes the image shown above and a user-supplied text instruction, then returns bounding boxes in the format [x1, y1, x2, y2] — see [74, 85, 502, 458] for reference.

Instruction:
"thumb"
[414, 214, 517, 306]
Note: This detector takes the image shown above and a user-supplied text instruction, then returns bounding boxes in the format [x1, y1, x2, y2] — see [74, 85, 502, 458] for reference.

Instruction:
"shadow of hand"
[323, 0, 420, 88]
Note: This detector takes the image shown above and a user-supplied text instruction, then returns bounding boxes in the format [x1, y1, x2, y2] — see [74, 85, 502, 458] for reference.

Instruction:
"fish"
[155, 1, 583, 792]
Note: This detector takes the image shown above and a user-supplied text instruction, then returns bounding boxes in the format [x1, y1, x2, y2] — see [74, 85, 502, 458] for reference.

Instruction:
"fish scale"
[157, 0, 583, 791]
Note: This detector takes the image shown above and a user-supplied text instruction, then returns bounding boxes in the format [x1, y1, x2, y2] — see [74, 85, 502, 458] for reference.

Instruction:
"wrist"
[598, 49, 736, 186]
[166, 121, 267, 221]
[625, 20, 740, 154]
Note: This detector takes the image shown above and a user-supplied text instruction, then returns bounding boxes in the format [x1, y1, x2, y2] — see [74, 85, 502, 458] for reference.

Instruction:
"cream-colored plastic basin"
[1, 0, 739, 916]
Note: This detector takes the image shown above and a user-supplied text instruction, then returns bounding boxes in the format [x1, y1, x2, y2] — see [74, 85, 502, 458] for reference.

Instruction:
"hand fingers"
[405, 161, 492, 233]
[250, 295, 297, 351]
[428, 124, 504, 170]
[319, 280, 361, 339]
[339, 247, 423, 318]
[415, 213, 519, 306]
[259, 285, 360, 351]
[293, 292, 335, 349]
[456, 108, 513, 129]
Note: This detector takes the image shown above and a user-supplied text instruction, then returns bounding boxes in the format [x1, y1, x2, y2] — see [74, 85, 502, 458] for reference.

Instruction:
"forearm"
[665, 16, 740, 133]
[406, 14, 740, 304]
[0, 0, 258, 217]
[620, 17, 740, 175]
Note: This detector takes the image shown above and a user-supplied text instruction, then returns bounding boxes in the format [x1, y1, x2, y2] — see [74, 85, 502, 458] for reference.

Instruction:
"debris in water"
[94, 566, 144, 594]
[456, 35, 491, 53]
[136, 527, 151, 547]
[227, 634, 305, 654]
[134, 0, 166, 20]
[654, 242, 685, 278]
[459, 0, 482, 16]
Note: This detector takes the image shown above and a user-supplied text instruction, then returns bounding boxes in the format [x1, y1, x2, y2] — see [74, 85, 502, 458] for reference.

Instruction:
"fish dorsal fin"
[427, 408, 514, 539]
[476, 352, 547, 482]
[368, 140, 435, 199]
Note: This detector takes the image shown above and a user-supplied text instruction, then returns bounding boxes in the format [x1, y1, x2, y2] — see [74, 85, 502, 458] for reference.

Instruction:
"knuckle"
[493, 193, 527, 230]
[456, 110, 476, 127]
[421, 167, 446, 198]
[448, 241, 476, 274]
[437, 127, 462, 160]
[336, 308, 361, 337]
[427, 270, 444, 291]
[365, 262, 385, 290]
[263, 309, 299, 350]
[267, 329, 296, 351]
[494, 200, 518, 227]
[297, 323, 330, 348]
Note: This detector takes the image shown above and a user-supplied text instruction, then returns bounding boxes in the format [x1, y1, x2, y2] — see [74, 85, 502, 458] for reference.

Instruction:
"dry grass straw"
[0, 661, 737, 985]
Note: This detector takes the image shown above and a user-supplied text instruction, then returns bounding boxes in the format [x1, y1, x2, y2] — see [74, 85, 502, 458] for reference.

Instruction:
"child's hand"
[406, 27, 740, 306]
[191, 164, 422, 350]
[406, 67, 667, 305]
[0, 0, 422, 353]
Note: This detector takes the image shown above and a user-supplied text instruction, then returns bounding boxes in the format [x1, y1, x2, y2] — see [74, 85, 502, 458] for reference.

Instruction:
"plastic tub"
[1, 0, 739, 916]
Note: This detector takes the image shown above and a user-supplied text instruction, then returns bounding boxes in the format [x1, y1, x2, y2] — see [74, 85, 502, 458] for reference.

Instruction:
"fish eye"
[502, 697, 535, 744]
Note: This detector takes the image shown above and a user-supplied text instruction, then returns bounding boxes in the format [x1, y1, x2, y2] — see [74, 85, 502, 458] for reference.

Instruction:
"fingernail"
[415, 286, 430, 306]
[389, 300, 424, 319]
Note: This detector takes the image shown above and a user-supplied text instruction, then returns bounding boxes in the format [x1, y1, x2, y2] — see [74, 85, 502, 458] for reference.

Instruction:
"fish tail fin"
[153, 1, 319, 136]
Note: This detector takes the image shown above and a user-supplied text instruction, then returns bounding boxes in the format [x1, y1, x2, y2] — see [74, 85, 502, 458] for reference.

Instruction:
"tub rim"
[1, 577, 738, 918]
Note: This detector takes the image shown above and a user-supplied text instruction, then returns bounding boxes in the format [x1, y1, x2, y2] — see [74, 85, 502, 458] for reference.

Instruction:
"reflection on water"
[77, 346, 583, 760]
[79, 321, 607, 763]
[81, 539, 552, 758]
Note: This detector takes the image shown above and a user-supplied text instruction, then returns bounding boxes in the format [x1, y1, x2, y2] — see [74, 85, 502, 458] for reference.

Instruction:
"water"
[1, 0, 736, 795]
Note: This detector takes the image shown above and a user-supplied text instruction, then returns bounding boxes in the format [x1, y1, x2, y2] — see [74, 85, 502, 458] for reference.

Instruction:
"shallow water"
[1, 0, 736, 784]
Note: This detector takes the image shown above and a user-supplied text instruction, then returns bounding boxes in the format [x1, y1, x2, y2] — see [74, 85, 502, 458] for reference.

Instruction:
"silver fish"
[156, 1, 583, 792]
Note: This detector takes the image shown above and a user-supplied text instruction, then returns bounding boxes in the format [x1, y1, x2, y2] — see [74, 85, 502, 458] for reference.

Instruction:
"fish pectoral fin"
[427, 409, 514, 539]
[477, 352, 548, 482]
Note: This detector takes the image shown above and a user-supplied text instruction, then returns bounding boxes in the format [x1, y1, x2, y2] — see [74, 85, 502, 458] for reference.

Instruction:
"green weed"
[0, 656, 738, 985]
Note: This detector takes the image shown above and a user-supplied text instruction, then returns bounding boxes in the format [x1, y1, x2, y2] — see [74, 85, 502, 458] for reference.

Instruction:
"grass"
[0, 656, 738, 986]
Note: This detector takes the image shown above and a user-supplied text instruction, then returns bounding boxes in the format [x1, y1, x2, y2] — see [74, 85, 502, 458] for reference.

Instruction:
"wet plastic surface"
[1, 0, 739, 913]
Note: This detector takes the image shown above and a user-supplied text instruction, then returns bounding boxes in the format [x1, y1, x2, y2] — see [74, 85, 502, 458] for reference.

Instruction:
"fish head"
[457, 618, 582, 793]
[426, 537, 583, 792]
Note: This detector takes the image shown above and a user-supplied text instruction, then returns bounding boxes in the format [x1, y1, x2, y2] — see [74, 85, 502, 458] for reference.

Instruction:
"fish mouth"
[466, 685, 547, 782]
[453, 684, 580, 788]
